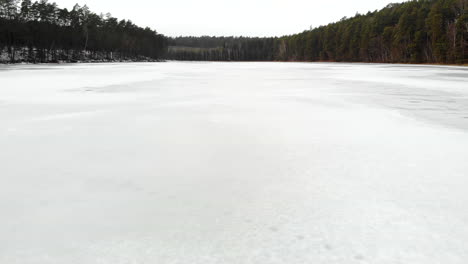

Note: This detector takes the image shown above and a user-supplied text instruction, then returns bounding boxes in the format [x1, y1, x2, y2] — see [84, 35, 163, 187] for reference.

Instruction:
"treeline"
[279, 0, 467, 64]
[1, 0, 466, 64]
[0, 0, 167, 63]
[167, 0, 467, 64]
[166, 36, 276, 61]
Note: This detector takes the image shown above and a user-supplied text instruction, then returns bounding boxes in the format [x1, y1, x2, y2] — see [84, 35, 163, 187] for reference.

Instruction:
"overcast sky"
[51, 0, 407, 37]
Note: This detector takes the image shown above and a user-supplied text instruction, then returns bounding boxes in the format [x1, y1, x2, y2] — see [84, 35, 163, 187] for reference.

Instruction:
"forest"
[167, 0, 467, 64]
[166, 37, 277, 61]
[0, 0, 467, 64]
[0, 0, 167, 62]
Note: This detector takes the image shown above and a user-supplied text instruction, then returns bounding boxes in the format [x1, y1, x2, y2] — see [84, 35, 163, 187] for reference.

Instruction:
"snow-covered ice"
[1, 62, 467, 264]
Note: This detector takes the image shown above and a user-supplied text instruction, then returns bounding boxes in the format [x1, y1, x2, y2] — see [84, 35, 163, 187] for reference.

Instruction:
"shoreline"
[0, 59, 166, 65]
[1, 60, 466, 67]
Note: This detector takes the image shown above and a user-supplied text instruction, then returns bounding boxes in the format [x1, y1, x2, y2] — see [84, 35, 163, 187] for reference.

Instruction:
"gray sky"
[51, 0, 406, 37]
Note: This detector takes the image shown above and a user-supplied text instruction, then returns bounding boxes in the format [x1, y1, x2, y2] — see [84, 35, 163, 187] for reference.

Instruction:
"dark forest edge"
[167, 0, 467, 64]
[0, 0, 467, 64]
[0, 0, 167, 63]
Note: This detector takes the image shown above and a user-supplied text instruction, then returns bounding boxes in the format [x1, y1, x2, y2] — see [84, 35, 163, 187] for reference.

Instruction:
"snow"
[0, 62, 467, 264]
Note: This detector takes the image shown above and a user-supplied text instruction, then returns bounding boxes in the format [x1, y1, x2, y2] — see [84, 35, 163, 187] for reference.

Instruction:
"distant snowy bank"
[0, 47, 164, 64]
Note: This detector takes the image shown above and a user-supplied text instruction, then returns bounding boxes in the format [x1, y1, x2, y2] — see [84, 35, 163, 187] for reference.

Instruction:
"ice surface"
[1, 62, 468, 264]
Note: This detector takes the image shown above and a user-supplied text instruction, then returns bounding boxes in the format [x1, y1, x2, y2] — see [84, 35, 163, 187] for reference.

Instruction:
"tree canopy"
[1, 0, 466, 64]
[0, 0, 167, 62]
[166, 0, 467, 64]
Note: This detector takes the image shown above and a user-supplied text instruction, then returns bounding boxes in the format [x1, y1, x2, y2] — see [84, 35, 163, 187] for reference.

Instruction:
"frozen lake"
[1, 62, 468, 263]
